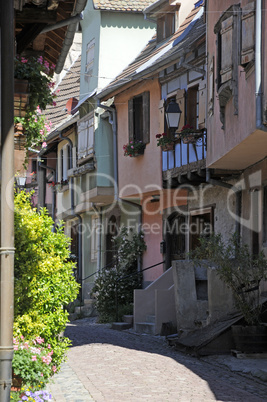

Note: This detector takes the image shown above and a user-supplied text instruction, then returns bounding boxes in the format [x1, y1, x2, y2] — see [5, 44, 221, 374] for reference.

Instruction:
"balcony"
[162, 133, 207, 188]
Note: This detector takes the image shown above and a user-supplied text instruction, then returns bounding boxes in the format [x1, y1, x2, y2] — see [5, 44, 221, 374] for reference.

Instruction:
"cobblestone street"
[47, 319, 267, 402]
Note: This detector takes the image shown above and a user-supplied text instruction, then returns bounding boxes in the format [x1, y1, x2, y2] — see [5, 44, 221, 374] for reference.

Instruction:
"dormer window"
[157, 12, 177, 42]
[144, 2, 179, 43]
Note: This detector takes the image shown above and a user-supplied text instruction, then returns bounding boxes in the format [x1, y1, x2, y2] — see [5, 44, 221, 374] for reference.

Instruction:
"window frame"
[128, 91, 150, 144]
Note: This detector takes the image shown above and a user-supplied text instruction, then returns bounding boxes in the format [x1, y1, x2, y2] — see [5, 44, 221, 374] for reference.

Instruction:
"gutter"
[55, 0, 87, 74]
[255, 0, 267, 131]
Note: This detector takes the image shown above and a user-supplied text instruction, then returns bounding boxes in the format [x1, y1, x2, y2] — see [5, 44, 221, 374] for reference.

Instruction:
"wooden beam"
[16, 23, 47, 54]
[16, 9, 57, 24]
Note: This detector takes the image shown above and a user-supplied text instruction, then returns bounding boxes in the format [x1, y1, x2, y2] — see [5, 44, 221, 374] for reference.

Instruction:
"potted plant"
[156, 133, 175, 151]
[123, 140, 146, 157]
[192, 233, 267, 353]
[177, 125, 202, 144]
[14, 56, 57, 114]
[14, 56, 57, 160]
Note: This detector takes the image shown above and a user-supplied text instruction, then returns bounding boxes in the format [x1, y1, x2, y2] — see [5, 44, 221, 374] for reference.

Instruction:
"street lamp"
[15, 174, 27, 189]
[165, 99, 182, 131]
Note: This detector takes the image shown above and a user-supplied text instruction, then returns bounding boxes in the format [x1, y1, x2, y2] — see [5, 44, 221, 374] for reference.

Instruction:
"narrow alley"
[47, 318, 267, 402]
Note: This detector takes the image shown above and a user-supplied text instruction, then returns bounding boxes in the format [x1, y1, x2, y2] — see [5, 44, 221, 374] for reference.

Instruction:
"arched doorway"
[165, 213, 186, 269]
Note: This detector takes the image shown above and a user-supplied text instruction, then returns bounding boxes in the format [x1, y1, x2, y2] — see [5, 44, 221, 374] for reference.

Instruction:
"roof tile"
[93, 0, 153, 12]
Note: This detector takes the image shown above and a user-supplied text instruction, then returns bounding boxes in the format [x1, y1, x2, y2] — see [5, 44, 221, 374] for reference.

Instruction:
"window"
[214, 4, 241, 127]
[190, 207, 214, 251]
[157, 12, 176, 43]
[128, 91, 150, 144]
[175, 84, 206, 132]
[85, 39, 95, 74]
[77, 113, 94, 162]
[241, 2, 255, 67]
[60, 144, 71, 181]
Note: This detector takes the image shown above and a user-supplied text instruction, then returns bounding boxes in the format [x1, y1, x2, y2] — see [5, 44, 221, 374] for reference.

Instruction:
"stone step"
[146, 315, 156, 323]
[111, 322, 132, 331]
[123, 315, 133, 325]
[83, 298, 95, 305]
[74, 301, 97, 317]
[135, 322, 155, 335]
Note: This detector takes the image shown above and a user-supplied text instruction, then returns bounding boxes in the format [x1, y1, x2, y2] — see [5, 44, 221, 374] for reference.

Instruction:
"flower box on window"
[123, 141, 146, 157]
[156, 133, 175, 151]
[176, 126, 203, 144]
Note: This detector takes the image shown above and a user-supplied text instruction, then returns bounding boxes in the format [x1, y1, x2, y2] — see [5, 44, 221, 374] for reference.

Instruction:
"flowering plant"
[123, 140, 145, 157]
[14, 106, 53, 151]
[14, 56, 57, 113]
[155, 133, 174, 147]
[12, 336, 57, 389]
[180, 124, 195, 134]
[11, 386, 52, 402]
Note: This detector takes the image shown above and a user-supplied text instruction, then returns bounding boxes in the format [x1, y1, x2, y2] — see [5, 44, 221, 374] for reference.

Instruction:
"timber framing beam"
[15, 9, 57, 24]
[16, 23, 47, 54]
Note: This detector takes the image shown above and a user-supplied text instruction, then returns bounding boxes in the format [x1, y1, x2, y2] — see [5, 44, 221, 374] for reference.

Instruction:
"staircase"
[134, 267, 176, 335]
[69, 298, 97, 321]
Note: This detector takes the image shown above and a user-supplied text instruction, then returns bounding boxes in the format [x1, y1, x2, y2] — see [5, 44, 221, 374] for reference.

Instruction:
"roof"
[44, 55, 81, 133]
[93, 0, 153, 12]
[14, 0, 87, 73]
[97, 4, 205, 99]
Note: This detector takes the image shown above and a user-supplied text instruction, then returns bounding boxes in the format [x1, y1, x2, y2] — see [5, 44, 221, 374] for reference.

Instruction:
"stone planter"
[231, 324, 267, 353]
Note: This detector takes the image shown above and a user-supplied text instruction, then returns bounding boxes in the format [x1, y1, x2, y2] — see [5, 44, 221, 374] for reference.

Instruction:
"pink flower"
[47, 344, 51, 349]
[52, 101, 57, 106]
[14, 345, 18, 351]
[40, 373, 44, 377]
[36, 336, 44, 344]
[32, 355, 37, 361]
[42, 142, 47, 148]
[52, 366, 57, 373]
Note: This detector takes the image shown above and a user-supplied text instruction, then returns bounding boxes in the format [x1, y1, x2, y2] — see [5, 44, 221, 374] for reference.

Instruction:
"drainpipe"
[59, 133, 83, 299]
[206, 169, 241, 236]
[96, 100, 143, 271]
[38, 162, 56, 226]
[41, 14, 83, 34]
[0, 1, 15, 401]
[92, 204, 102, 271]
[96, 100, 118, 201]
[255, 0, 267, 131]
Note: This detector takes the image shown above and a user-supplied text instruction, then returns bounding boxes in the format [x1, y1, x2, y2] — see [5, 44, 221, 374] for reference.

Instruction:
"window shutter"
[60, 149, 63, 181]
[187, 87, 198, 128]
[198, 81, 206, 129]
[220, 16, 233, 83]
[142, 91, 150, 144]
[176, 89, 185, 132]
[241, 2, 255, 66]
[128, 98, 134, 142]
[208, 57, 214, 117]
[158, 99, 165, 134]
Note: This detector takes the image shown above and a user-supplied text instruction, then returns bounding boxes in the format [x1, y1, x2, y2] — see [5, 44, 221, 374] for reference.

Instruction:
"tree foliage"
[14, 191, 79, 366]
[93, 226, 147, 322]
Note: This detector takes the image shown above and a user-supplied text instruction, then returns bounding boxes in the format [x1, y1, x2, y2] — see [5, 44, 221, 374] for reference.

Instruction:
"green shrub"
[13, 191, 79, 369]
[93, 226, 146, 322]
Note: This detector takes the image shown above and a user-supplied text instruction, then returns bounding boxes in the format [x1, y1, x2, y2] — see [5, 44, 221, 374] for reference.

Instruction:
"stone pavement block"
[46, 319, 267, 401]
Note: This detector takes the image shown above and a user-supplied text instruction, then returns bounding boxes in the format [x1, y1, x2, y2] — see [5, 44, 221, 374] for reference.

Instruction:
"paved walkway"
[47, 318, 267, 402]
